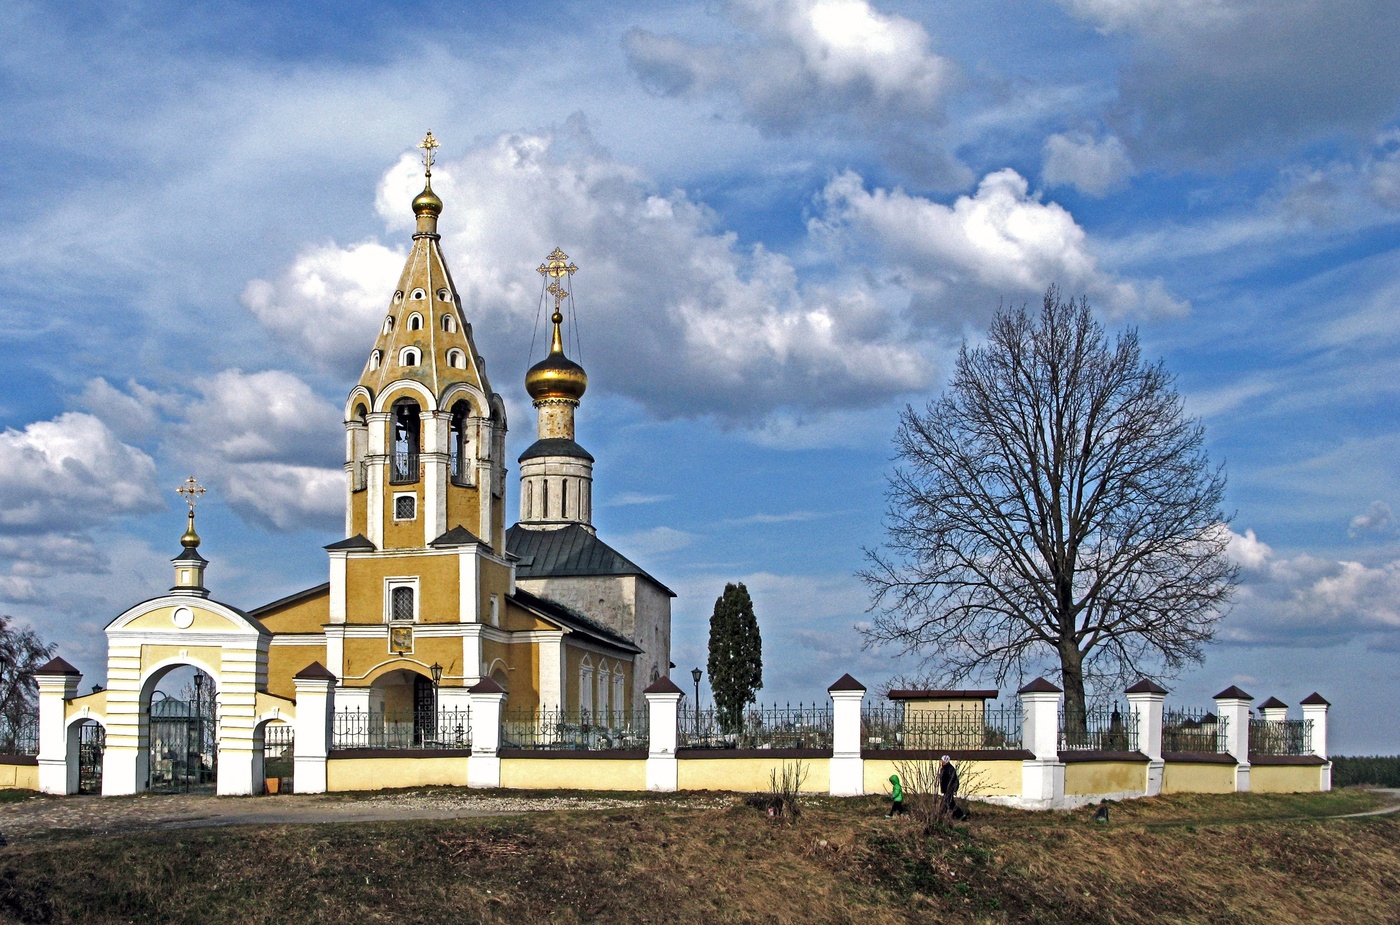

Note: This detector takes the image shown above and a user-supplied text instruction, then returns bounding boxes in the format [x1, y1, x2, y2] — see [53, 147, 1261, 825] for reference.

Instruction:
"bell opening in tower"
[390, 400, 421, 485]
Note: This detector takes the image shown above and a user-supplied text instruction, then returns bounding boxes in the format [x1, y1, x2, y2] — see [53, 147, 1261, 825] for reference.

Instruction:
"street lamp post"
[691, 667, 703, 742]
[430, 662, 443, 744]
[193, 671, 206, 787]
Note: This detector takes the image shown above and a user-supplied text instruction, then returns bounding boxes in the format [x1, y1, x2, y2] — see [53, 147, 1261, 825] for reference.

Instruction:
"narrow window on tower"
[408, 312, 423, 330]
[369, 350, 382, 371]
[393, 493, 416, 521]
[383, 316, 395, 334]
[449, 401, 471, 486]
[390, 400, 421, 484]
[389, 584, 416, 623]
[442, 313, 457, 333]
[447, 349, 466, 369]
[399, 346, 420, 366]
[562, 480, 569, 518]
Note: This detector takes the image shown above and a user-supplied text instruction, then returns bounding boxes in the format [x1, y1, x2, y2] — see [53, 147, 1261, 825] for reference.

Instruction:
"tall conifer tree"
[707, 582, 763, 733]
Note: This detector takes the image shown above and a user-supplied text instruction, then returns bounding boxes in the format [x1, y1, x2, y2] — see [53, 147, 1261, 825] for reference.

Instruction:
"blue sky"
[2, 0, 1398, 751]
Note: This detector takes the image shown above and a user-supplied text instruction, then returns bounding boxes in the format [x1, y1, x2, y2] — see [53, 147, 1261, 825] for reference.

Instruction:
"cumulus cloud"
[1349, 501, 1395, 540]
[243, 125, 934, 422]
[812, 168, 1187, 320]
[624, 0, 964, 185]
[1222, 527, 1400, 648]
[1042, 132, 1134, 196]
[613, 526, 695, 557]
[1059, 0, 1400, 163]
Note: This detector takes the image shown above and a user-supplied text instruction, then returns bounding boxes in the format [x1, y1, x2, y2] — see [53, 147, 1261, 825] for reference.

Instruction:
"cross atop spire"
[419, 130, 440, 175]
[537, 248, 578, 315]
[176, 476, 206, 512]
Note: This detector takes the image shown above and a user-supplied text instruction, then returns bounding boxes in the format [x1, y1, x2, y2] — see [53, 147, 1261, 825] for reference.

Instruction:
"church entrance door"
[147, 691, 218, 793]
[413, 674, 437, 745]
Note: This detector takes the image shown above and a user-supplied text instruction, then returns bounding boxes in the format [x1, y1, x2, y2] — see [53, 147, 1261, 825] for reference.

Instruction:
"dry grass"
[0, 789, 1394, 924]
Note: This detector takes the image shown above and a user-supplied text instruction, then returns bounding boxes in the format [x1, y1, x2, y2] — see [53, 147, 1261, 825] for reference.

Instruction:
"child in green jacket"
[887, 774, 906, 817]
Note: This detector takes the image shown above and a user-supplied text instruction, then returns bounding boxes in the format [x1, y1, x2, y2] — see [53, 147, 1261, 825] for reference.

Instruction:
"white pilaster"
[644, 679, 683, 792]
[827, 675, 866, 796]
[35, 660, 81, 795]
[1019, 678, 1065, 810]
[293, 664, 336, 794]
[366, 412, 390, 547]
[537, 632, 564, 711]
[328, 552, 348, 624]
[467, 679, 506, 788]
[1301, 693, 1331, 791]
[1126, 680, 1167, 797]
[458, 548, 479, 623]
[1214, 686, 1253, 793]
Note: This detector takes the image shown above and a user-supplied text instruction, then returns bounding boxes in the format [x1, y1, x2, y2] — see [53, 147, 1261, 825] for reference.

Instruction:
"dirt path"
[0, 790, 725, 841]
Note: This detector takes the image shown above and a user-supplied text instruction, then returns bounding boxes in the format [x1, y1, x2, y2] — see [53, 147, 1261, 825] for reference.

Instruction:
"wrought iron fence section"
[502, 708, 648, 750]
[1163, 708, 1229, 753]
[1249, 718, 1311, 756]
[860, 704, 1023, 751]
[1058, 704, 1139, 751]
[331, 708, 472, 750]
[679, 704, 832, 750]
[0, 713, 39, 756]
[263, 723, 295, 758]
[389, 449, 420, 485]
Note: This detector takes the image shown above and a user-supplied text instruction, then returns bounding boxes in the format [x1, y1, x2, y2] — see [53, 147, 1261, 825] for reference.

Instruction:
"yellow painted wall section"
[479, 559, 512, 615]
[502, 600, 554, 633]
[65, 689, 107, 724]
[564, 645, 585, 712]
[0, 762, 38, 790]
[345, 552, 458, 624]
[326, 756, 468, 791]
[862, 758, 1021, 797]
[142, 645, 226, 678]
[445, 487, 481, 541]
[127, 606, 243, 633]
[503, 642, 540, 713]
[1065, 761, 1146, 796]
[351, 487, 367, 536]
[267, 645, 326, 700]
[1252, 764, 1323, 793]
[500, 758, 647, 791]
[255, 587, 330, 634]
[1162, 761, 1237, 794]
[677, 757, 831, 793]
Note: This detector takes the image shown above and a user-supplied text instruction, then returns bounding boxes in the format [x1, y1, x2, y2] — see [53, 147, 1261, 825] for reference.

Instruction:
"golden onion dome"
[180, 511, 201, 548]
[525, 313, 588, 402]
[413, 179, 443, 217]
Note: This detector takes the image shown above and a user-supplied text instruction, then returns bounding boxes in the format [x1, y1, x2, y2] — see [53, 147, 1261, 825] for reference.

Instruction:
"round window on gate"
[172, 606, 194, 629]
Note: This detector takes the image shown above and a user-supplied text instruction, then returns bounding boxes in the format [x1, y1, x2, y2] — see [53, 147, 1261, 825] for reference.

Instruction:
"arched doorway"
[76, 720, 105, 794]
[146, 670, 218, 794]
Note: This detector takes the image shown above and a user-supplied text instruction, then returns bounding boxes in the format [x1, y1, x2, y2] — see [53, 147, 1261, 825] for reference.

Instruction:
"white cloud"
[1222, 527, 1400, 648]
[605, 492, 674, 507]
[1042, 132, 1134, 196]
[813, 168, 1187, 320]
[244, 126, 933, 422]
[613, 526, 695, 557]
[1349, 501, 1395, 540]
[0, 412, 161, 532]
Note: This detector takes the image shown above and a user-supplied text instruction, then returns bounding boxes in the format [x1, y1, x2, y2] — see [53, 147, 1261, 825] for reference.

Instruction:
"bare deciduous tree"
[861, 289, 1237, 726]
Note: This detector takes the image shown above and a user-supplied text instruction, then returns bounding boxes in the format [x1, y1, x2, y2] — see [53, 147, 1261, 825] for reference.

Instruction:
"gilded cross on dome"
[418, 130, 440, 174]
[176, 476, 206, 512]
[537, 248, 578, 312]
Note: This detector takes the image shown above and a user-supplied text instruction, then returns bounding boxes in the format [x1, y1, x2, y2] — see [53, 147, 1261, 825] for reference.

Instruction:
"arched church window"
[448, 400, 471, 487]
[408, 313, 423, 331]
[579, 657, 594, 715]
[613, 672, 625, 713]
[389, 399, 421, 484]
[383, 316, 395, 334]
[410, 288, 427, 300]
[597, 662, 610, 715]
[369, 350, 382, 371]
[442, 314, 457, 333]
[391, 586, 415, 622]
[524, 482, 532, 519]
[351, 404, 369, 492]
[437, 288, 451, 302]
[561, 480, 569, 518]
[393, 290, 404, 303]
[447, 349, 466, 369]
[399, 347, 420, 366]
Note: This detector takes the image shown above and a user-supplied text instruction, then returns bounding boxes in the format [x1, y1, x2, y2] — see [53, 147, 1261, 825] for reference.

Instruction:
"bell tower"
[518, 249, 594, 529]
[343, 131, 508, 553]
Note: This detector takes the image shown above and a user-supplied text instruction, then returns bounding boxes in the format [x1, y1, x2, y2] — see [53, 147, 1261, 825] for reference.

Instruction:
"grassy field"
[0, 788, 1395, 924]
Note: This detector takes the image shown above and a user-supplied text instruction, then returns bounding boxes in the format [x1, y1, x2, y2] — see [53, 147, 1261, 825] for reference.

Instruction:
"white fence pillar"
[1126, 679, 1167, 797]
[827, 674, 866, 796]
[467, 677, 506, 788]
[292, 662, 336, 794]
[35, 657, 81, 795]
[1214, 685, 1252, 792]
[1018, 677, 1064, 809]
[1301, 692, 1331, 791]
[1259, 697, 1288, 724]
[644, 678, 683, 792]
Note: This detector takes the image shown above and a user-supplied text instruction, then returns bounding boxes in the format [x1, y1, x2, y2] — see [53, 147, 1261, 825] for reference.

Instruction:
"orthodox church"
[243, 133, 673, 717]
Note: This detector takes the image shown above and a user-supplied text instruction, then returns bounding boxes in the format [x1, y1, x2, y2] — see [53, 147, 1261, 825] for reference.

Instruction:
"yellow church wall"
[1162, 760, 1237, 794]
[125, 605, 243, 633]
[499, 641, 541, 714]
[1064, 761, 1146, 796]
[326, 756, 469, 791]
[862, 758, 1021, 797]
[677, 757, 831, 792]
[345, 553, 459, 624]
[1252, 764, 1323, 793]
[0, 761, 38, 791]
[479, 560, 512, 619]
[350, 486, 367, 536]
[141, 644, 230, 682]
[501, 599, 553, 633]
[256, 588, 330, 634]
[342, 639, 468, 688]
[382, 482, 425, 549]
[445, 486, 480, 540]
[500, 757, 647, 791]
[267, 645, 326, 700]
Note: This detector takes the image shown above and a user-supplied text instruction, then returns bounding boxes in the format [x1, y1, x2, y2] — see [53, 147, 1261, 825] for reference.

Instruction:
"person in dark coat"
[939, 756, 966, 819]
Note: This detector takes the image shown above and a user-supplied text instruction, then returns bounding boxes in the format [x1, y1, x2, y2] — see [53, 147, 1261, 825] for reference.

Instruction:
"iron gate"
[78, 721, 105, 794]
[148, 692, 217, 793]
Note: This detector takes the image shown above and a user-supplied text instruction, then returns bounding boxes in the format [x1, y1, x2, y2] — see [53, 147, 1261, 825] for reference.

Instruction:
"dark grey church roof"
[518, 438, 594, 463]
[505, 523, 675, 597]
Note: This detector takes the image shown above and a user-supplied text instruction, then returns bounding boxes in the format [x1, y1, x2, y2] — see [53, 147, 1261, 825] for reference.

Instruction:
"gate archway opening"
[145, 667, 218, 794]
[76, 720, 105, 794]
